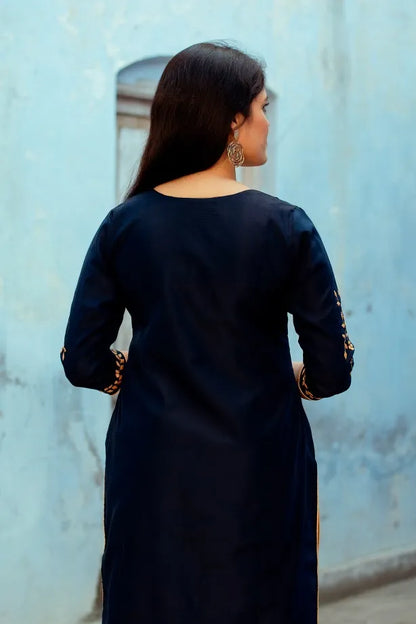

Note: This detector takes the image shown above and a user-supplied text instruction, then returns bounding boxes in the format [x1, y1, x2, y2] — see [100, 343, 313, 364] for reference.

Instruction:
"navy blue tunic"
[61, 189, 354, 624]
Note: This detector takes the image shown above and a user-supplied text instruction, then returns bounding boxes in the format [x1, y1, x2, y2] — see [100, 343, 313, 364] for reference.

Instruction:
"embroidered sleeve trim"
[103, 349, 126, 395]
[298, 365, 322, 401]
[334, 290, 355, 370]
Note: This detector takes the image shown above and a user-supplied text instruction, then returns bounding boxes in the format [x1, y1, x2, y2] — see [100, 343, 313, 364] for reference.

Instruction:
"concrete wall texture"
[0, 1, 415, 622]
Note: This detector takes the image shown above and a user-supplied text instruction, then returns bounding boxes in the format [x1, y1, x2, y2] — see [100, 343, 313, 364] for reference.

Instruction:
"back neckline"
[151, 188, 254, 201]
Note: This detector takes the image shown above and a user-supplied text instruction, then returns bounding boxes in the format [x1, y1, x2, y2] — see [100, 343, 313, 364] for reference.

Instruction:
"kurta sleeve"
[60, 210, 126, 394]
[288, 206, 354, 399]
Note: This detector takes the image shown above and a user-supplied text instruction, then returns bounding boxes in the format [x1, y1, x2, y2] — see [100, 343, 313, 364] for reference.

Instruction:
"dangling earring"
[227, 129, 245, 167]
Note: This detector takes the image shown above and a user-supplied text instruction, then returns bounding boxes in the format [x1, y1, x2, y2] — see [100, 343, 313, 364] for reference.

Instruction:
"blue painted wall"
[0, 1, 415, 621]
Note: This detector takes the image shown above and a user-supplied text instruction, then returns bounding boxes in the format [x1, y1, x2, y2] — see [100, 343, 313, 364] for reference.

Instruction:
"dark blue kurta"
[61, 189, 354, 624]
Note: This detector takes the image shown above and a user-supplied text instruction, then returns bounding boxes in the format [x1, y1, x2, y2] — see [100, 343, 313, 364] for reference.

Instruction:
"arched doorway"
[116, 56, 171, 202]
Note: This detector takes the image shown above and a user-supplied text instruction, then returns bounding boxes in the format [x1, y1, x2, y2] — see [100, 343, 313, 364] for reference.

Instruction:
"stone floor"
[319, 576, 416, 624]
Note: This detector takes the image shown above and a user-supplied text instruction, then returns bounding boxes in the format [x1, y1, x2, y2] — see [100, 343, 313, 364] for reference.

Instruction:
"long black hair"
[125, 42, 265, 198]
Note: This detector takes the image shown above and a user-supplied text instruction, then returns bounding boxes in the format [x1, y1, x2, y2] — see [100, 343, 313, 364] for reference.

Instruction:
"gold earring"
[227, 129, 245, 167]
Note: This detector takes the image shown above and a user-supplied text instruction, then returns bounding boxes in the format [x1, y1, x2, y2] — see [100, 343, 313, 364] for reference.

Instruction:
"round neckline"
[151, 188, 254, 200]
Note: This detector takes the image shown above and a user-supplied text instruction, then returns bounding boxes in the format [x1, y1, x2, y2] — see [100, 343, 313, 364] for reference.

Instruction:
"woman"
[61, 42, 354, 624]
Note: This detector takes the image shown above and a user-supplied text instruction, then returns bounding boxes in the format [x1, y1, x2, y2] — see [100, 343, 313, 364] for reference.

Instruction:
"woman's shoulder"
[102, 191, 158, 229]
[104, 189, 312, 237]
[111, 191, 155, 215]
[245, 189, 298, 212]
[242, 190, 312, 231]
[250, 190, 314, 225]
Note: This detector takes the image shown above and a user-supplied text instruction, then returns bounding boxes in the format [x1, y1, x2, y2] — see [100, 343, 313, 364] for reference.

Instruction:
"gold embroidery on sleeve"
[298, 365, 321, 401]
[103, 349, 126, 395]
[334, 290, 355, 366]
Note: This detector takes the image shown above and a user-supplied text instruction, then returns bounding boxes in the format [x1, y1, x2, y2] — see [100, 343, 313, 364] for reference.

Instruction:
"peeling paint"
[373, 415, 409, 456]
[0, 354, 26, 388]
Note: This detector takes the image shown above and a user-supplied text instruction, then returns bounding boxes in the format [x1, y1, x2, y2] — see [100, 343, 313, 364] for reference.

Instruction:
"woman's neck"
[154, 154, 249, 198]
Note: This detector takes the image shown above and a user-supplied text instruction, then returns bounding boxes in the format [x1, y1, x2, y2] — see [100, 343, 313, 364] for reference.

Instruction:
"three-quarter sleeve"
[60, 211, 126, 393]
[288, 207, 354, 399]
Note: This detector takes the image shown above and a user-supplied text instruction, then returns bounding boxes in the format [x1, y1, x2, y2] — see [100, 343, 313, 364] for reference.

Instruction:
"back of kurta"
[61, 188, 354, 624]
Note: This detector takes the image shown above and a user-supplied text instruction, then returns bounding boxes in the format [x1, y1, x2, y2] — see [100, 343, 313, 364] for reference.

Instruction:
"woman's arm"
[288, 207, 354, 399]
[60, 211, 126, 394]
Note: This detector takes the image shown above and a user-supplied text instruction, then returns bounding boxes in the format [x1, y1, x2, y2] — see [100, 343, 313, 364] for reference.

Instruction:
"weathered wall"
[0, 1, 415, 621]
[274, 1, 416, 572]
